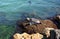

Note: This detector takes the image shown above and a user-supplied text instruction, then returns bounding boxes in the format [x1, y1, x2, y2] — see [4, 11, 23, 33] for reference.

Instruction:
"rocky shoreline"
[13, 14, 60, 39]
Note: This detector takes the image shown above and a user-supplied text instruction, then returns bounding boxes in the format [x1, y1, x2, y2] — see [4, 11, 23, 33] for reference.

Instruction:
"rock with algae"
[17, 19, 58, 34]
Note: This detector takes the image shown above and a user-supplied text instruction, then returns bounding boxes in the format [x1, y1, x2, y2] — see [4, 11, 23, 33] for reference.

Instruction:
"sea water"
[0, 0, 60, 39]
[0, 0, 60, 21]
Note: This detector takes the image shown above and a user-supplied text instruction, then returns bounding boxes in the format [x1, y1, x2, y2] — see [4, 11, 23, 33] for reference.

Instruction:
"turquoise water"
[0, 0, 60, 39]
[0, 0, 60, 21]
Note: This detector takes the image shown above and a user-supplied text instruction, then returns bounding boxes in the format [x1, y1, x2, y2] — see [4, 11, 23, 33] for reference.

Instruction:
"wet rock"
[17, 19, 58, 34]
[50, 14, 60, 29]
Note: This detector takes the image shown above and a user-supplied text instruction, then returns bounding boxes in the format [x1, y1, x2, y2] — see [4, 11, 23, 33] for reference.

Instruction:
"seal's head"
[26, 18, 30, 21]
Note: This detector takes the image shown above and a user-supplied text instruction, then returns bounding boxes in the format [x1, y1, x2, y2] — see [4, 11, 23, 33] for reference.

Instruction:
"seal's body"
[26, 18, 41, 25]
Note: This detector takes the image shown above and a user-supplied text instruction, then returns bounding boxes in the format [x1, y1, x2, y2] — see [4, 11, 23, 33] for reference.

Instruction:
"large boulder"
[17, 19, 58, 34]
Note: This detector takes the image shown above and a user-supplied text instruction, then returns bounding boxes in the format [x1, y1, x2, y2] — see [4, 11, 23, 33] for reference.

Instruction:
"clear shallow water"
[0, 0, 60, 25]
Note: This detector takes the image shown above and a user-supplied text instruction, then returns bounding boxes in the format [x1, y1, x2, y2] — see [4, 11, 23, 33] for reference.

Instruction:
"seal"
[26, 18, 41, 25]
